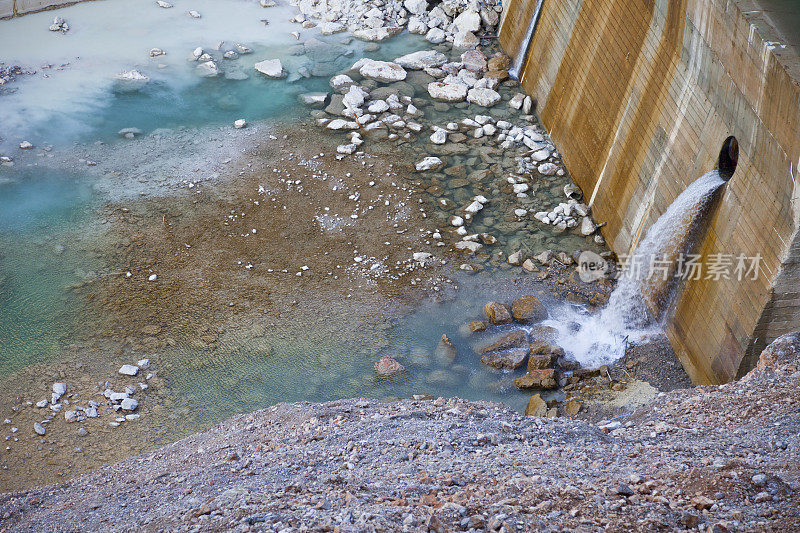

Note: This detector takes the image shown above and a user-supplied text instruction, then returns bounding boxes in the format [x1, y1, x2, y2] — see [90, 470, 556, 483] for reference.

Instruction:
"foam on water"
[544, 171, 726, 367]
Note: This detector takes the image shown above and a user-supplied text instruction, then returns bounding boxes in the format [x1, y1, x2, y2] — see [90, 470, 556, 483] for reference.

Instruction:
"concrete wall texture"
[500, 0, 800, 384]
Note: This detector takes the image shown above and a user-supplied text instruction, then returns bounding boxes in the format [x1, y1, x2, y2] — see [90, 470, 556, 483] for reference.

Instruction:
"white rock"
[188, 10, 201, 18]
[260, 0, 276, 6]
[234, 119, 247, 129]
[368, 100, 390, 113]
[532, 148, 551, 162]
[359, 60, 407, 83]
[330, 74, 355, 92]
[394, 50, 448, 70]
[319, 21, 346, 34]
[156, 0, 172, 7]
[64, 410, 78, 423]
[455, 241, 482, 253]
[254, 59, 285, 78]
[425, 27, 447, 44]
[337, 144, 357, 154]
[407, 17, 428, 34]
[466, 88, 500, 107]
[149, 48, 165, 57]
[453, 31, 479, 49]
[36, 400, 48, 408]
[509, 93, 525, 110]
[428, 81, 468, 102]
[580, 217, 597, 236]
[513, 183, 529, 194]
[353, 27, 403, 41]
[413, 252, 433, 262]
[148, 274, 157, 281]
[454, 10, 481, 33]
[343, 85, 369, 109]
[430, 129, 447, 144]
[415, 156, 444, 171]
[450, 215, 464, 226]
[138, 359, 151, 369]
[109, 392, 129, 402]
[115, 69, 150, 83]
[196, 61, 220, 77]
[120, 398, 139, 411]
[404, 0, 428, 15]
[538, 162, 558, 175]
[464, 200, 483, 214]
[53, 383, 67, 396]
[119, 364, 139, 376]
[34, 423, 46, 436]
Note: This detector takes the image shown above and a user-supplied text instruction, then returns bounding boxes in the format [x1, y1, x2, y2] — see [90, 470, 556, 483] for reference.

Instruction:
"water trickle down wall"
[499, 0, 800, 384]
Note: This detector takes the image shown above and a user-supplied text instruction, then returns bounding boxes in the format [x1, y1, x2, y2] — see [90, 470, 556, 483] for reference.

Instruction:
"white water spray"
[544, 171, 726, 367]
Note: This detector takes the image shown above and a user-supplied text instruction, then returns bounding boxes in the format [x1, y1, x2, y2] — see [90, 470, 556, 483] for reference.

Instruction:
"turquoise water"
[4, 32, 431, 147]
[0, 169, 98, 375]
[156, 271, 546, 436]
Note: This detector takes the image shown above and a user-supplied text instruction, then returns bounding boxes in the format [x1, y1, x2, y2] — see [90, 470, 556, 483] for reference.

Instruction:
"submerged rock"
[196, 61, 220, 77]
[479, 330, 527, 353]
[484, 301, 512, 325]
[511, 295, 547, 323]
[353, 27, 403, 42]
[481, 348, 527, 370]
[435, 334, 457, 363]
[374, 355, 405, 376]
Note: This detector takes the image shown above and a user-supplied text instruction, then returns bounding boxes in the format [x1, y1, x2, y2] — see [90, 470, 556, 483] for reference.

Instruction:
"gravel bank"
[2, 334, 798, 531]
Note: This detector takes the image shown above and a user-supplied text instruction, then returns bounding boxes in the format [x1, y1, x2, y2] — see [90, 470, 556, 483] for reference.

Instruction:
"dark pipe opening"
[718, 136, 738, 180]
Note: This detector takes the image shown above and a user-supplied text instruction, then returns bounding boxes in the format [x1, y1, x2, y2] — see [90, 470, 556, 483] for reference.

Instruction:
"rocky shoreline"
[0, 333, 798, 531]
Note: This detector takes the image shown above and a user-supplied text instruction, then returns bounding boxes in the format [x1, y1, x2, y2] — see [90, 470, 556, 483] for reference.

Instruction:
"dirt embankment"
[1, 333, 798, 532]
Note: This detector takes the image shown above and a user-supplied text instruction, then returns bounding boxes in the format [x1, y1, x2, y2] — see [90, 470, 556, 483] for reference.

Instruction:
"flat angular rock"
[254, 59, 284, 78]
[359, 60, 407, 83]
[428, 81, 468, 102]
[394, 50, 448, 70]
[466, 88, 500, 107]
[481, 348, 527, 370]
[118, 364, 139, 376]
[479, 330, 527, 353]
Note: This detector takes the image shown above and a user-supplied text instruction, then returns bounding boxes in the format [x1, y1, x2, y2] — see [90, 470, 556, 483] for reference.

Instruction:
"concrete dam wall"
[499, 0, 800, 384]
[0, 0, 89, 19]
